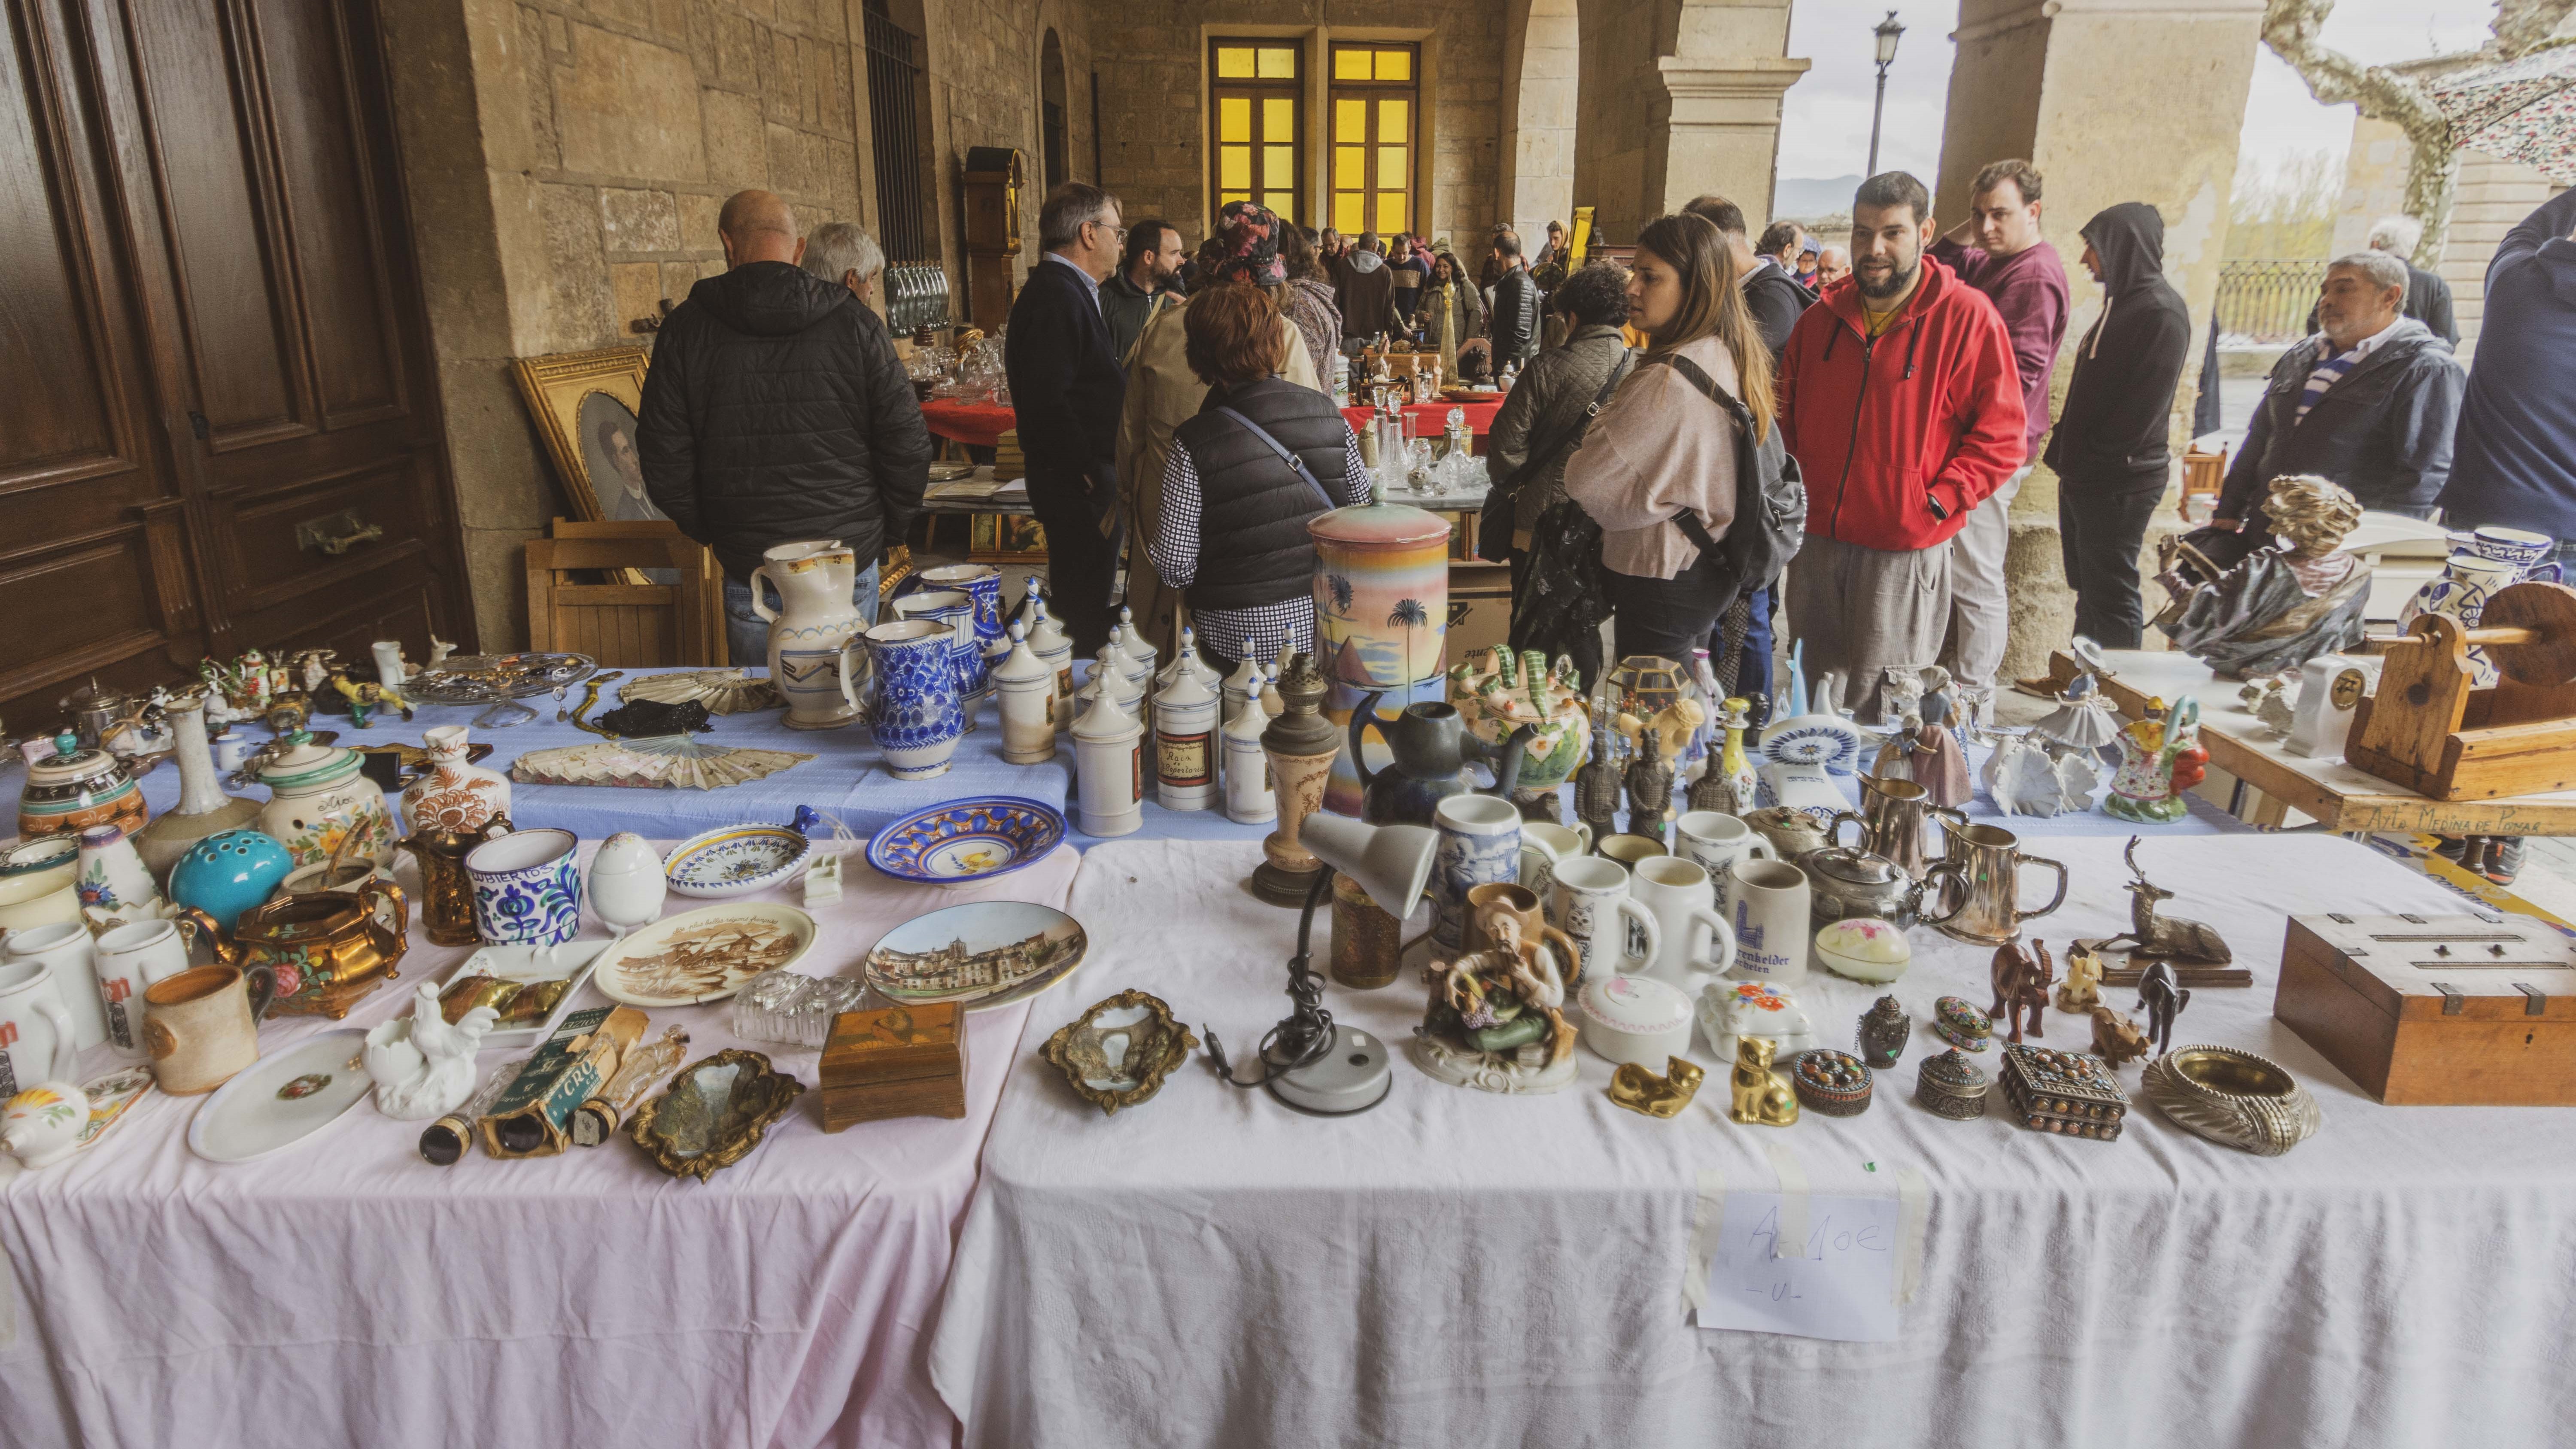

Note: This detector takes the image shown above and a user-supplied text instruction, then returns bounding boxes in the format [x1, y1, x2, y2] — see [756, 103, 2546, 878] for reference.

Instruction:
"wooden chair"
[526, 523, 723, 666]
[2181, 447, 2227, 517]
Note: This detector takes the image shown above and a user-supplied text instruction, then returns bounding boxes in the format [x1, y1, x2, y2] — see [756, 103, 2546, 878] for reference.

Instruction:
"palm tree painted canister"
[1310, 496, 1451, 818]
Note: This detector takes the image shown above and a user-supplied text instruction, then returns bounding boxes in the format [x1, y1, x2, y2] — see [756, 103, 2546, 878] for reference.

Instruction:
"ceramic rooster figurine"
[365, 981, 500, 1121]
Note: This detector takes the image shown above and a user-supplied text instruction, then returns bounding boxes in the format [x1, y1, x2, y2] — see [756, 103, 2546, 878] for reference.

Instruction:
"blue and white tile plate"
[663, 824, 815, 899]
[866, 797, 1066, 888]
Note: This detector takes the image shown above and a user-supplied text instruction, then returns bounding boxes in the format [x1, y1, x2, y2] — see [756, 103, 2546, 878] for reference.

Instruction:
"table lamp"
[1206, 811, 1434, 1115]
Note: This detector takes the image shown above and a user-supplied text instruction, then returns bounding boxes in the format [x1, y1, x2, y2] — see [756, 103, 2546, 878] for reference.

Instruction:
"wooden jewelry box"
[820, 1002, 967, 1130]
[2274, 913, 2576, 1105]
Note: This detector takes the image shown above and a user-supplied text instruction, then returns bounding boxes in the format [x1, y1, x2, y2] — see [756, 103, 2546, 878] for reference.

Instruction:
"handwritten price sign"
[1697, 1191, 1902, 1342]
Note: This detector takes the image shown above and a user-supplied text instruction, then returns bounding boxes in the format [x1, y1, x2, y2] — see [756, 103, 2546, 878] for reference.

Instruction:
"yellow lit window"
[1328, 44, 1417, 240]
[1209, 38, 1305, 223]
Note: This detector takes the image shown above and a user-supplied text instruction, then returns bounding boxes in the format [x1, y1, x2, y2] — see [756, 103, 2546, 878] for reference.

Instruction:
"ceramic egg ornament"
[588, 832, 667, 938]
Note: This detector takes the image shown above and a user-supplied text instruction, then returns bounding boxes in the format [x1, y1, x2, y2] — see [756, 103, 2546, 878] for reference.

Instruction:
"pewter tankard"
[1826, 775, 1967, 881]
[1923, 821, 2067, 946]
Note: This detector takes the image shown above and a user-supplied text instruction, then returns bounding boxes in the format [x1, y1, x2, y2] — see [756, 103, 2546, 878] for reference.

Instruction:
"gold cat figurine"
[1729, 1035, 1800, 1127]
[1608, 1056, 1704, 1118]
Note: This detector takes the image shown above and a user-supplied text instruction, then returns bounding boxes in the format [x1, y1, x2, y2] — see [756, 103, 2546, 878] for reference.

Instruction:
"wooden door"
[0, 0, 468, 732]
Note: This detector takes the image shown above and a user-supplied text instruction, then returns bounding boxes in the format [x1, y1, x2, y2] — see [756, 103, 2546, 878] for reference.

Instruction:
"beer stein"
[1826, 774, 1967, 881]
[1923, 822, 2067, 946]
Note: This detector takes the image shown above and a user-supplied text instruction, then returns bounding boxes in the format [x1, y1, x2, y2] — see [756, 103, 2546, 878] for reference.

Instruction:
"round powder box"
[1792, 1049, 1873, 1116]
[1579, 973, 1695, 1068]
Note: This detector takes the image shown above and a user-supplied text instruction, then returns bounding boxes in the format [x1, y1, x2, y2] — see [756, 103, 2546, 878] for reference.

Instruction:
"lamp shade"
[1300, 813, 1436, 917]
[1873, 10, 1905, 65]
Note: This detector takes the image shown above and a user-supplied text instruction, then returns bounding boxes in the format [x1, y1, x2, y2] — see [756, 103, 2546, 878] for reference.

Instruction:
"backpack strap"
[1213, 405, 1339, 512]
[1648, 352, 1752, 554]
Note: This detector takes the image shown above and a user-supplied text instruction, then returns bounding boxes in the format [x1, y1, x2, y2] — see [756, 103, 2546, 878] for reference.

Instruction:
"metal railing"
[864, 5, 930, 264]
[2214, 259, 2327, 344]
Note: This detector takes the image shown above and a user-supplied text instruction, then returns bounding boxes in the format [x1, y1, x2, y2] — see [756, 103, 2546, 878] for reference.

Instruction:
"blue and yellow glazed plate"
[866, 797, 1066, 888]
[663, 823, 814, 899]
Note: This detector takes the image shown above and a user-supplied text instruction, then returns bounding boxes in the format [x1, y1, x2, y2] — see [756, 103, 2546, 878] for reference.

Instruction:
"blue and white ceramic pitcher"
[850, 620, 962, 781]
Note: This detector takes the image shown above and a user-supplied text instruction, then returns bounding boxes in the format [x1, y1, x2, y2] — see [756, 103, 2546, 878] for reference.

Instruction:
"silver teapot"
[1797, 845, 1960, 930]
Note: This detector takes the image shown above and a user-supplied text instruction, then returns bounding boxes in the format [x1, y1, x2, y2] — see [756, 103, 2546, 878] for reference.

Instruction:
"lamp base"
[1252, 860, 1325, 908]
[1265, 1023, 1392, 1115]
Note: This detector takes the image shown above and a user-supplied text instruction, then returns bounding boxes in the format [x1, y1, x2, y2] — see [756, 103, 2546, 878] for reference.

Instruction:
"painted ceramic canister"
[752, 540, 866, 730]
[1313, 497, 1450, 817]
[1153, 667, 1218, 812]
[465, 827, 584, 949]
[15, 737, 146, 844]
[893, 588, 984, 713]
[401, 724, 512, 834]
[2398, 551, 2521, 688]
[254, 734, 396, 869]
[860, 619, 963, 781]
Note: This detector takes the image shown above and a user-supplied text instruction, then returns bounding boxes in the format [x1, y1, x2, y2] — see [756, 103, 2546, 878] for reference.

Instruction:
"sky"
[1773, 0, 2497, 199]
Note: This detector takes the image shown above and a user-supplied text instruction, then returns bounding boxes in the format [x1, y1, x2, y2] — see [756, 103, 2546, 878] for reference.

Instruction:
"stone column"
[1934, 0, 2263, 677]
[1649, 56, 1810, 230]
[1576, 0, 1805, 243]
[1500, 0, 1581, 240]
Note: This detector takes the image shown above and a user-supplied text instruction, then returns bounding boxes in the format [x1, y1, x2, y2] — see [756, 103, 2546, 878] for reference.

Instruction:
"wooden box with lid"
[820, 1002, 968, 1130]
[2274, 912, 2576, 1105]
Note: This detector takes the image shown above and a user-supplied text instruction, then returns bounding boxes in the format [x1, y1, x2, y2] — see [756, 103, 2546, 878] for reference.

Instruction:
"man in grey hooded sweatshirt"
[1334, 232, 1405, 340]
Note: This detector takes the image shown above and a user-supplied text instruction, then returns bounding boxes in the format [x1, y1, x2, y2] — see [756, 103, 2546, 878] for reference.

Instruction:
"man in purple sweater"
[1929, 159, 2070, 715]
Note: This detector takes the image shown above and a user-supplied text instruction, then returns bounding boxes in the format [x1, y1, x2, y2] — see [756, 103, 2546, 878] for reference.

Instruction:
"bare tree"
[2260, 0, 2575, 266]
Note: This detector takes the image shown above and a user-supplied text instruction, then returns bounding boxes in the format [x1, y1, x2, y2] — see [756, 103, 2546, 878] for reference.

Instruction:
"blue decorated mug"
[1432, 793, 1523, 951]
[464, 826, 584, 949]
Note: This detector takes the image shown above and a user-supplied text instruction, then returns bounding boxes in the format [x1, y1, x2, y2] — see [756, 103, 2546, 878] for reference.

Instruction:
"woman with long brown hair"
[1559, 212, 1780, 668]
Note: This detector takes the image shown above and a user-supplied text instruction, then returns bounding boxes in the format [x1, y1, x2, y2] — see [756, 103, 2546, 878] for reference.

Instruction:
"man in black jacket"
[640, 189, 931, 667]
[1003, 182, 1128, 654]
[1487, 230, 1543, 368]
[2214, 251, 2465, 551]
[2043, 202, 2190, 649]
[1681, 194, 1810, 359]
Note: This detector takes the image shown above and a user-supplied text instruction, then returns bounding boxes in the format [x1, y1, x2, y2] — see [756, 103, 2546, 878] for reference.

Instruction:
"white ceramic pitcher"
[752, 540, 866, 730]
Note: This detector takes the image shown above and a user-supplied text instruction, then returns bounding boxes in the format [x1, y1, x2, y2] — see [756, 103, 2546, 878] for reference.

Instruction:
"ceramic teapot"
[1349, 694, 1533, 826]
[16, 733, 148, 843]
[178, 878, 408, 1020]
[1446, 647, 1591, 794]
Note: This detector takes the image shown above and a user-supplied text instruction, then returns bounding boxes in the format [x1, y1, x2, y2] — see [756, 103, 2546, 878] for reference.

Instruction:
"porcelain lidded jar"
[1222, 668, 1277, 825]
[587, 831, 667, 938]
[992, 619, 1058, 766]
[254, 732, 397, 869]
[1152, 666, 1219, 812]
[1072, 687, 1145, 838]
[402, 725, 512, 834]
[16, 735, 146, 844]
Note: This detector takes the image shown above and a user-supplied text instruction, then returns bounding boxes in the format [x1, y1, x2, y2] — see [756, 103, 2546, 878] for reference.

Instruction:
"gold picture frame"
[513, 346, 659, 528]
[969, 513, 1048, 564]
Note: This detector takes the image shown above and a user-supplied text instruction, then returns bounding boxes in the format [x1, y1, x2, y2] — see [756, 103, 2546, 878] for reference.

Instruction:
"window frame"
[1326, 41, 1420, 241]
[1207, 38, 1304, 225]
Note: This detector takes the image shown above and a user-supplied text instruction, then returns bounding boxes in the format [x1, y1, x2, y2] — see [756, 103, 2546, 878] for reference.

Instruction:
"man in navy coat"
[1004, 182, 1128, 653]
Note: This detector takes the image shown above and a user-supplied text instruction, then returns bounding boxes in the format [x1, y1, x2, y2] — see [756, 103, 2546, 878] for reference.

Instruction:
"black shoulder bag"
[1474, 351, 1634, 562]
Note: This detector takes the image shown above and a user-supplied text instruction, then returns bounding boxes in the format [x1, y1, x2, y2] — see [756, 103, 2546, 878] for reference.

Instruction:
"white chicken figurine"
[364, 981, 499, 1121]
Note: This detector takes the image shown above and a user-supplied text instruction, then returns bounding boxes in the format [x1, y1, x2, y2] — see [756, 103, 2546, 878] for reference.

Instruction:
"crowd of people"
[629, 173, 2576, 869]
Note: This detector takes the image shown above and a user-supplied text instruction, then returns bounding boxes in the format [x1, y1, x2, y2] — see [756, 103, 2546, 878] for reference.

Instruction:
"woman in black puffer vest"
[1145, 279, 1370, 669]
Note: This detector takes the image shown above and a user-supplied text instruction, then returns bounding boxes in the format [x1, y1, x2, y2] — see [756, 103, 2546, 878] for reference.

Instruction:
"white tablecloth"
[930, 835, 2576, 1448]
[0, 839, 1079, 1449]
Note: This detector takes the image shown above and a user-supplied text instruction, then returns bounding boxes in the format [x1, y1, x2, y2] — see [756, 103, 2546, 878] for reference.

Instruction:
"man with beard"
[1103, 219, 1185, 363]
[1775, 172, 2026, 724]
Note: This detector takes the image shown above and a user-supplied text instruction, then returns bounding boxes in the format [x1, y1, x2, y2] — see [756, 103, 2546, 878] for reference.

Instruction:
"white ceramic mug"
[1520, 821, 1591, 909]
[1549, 857, 1661, 980]
[1675, 811, 1776, 916]
[0, 958, 79, 1098]
[3, 920, 106, 1048]
[95, 917, 195, 1062]
[1725, 857, 1813, 983]
[1632, 856, 1739, 986]
[1432, 794, 1524, 951]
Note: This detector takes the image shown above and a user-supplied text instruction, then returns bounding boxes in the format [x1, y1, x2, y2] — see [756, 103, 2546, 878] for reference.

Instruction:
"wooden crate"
[2273, 913, 2576, 1105]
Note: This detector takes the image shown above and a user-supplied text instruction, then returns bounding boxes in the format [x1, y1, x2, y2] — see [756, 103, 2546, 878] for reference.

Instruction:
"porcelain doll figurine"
[1410, 916, 1580, 1094]
[2104, 696, 2207, 824]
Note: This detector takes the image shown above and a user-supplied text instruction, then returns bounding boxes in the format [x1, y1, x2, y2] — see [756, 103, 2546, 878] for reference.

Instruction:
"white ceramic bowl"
[1578, 973, 1694, 1068]
[1814, 917, 1912, 984]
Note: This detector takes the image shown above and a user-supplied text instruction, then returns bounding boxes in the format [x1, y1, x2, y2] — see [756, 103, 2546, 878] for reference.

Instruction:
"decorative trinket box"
[2274, 913, 2576, 1105]
[1916, 1049, 1989, 1119]
[1932, 995, 1992, 1052]
[1578, 973, 1694, 1069]
[1815, 917, 1912, 984]
[1998, 1043, 2128, 1140]
[1792, 1049, 1873, 1116]
[820, 1002, 967, 1129]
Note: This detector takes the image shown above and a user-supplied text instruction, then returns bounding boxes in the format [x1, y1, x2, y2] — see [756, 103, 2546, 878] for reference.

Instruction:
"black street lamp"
[1867, 10, 1906, 177]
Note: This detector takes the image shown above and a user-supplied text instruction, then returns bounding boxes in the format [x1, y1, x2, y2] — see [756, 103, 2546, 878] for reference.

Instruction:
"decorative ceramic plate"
[664, 824, 815, 899]
[865, 899, 1088, 1010]
[186, 1029, 374, 1163]
[433, 938, 611, 1048]
[76, 1066, 154, 1151]
[1758, 715, 1864, 772]
[591, 902, 817, 1007]
[866, 797, 1065, 887]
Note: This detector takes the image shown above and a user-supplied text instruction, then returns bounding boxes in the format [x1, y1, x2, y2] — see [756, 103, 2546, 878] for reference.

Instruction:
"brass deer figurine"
[2102, 835, 2232, 966]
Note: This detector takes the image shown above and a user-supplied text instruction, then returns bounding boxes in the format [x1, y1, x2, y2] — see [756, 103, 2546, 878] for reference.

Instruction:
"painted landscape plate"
[664, 824, 814, 899]
[187, 1029, 374, 1164]
[591, 902, 817, 1007]
[867, 797, 1065, 887]
[864, 900, 1088, 1011]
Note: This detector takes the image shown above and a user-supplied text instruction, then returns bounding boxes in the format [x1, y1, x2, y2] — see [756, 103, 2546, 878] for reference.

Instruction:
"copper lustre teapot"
[177, 877, 408, 1020]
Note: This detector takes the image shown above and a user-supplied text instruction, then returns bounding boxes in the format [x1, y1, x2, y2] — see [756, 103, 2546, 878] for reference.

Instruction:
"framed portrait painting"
[512, 346, 662, 527]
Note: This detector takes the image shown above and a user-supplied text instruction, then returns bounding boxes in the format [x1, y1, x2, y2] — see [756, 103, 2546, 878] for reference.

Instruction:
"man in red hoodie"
[1777, 172, 2027, 723]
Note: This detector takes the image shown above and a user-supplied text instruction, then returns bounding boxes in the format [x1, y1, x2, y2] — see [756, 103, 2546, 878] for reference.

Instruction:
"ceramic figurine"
[2090, 1006, 2152, 1069]
[371, 640, 410, 687]
[1572, 710, 1624, 847]
[293, 648, 337, 696]
[253, 732, 398, 869]
[1253, 654, 1340, 905]
[1932, 994, 1993, 1052]
[1989, 939, 2053, 1043]
[1858, 994, 1911, 1068]
[2104, 696, 2206, 824]
[1410, 915, 1580, 1094]
[1728, 1034, 1799, 1126]
[1622, 730, 1674, 846]
[402, 724, 512, 834]
[131, 688, 262, 881]
[1071, 687, 1144, 838]
[586, 832, 667, 939]
[2239, 675, 2297, 738]
[2156, 475, 2371, 680]
[993, 620, 1057, 766]
[1607, 1056, 1704, 1118]
[2093, 835, 2233, 965]
[1447, 647, 1591, 813]
[1689, 696, 1759, 815]
[0, 1080, 89, 1170]
[2055, 942, 2105, 1013]
[332, 669, 409, 727]
[77, 823, 174, 934]
[1697, 979, 1819, 1065]
[754, 540, 869, 729]
[1221, 668, 1276, 825]
[2136, 958, 2191, 1057]
[364, 981, 500, 1121]
[1617, 693, 1705, 775]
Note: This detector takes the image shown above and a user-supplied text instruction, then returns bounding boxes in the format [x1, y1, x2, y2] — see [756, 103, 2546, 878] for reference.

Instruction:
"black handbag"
[1475, 352, 1634, 562]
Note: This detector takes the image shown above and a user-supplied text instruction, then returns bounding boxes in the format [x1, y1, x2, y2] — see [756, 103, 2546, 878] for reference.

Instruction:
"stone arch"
[1501, 0, 1580, 243]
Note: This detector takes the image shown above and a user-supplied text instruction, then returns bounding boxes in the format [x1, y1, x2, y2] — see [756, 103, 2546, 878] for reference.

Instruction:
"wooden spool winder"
[2345, 581, 2576, 801]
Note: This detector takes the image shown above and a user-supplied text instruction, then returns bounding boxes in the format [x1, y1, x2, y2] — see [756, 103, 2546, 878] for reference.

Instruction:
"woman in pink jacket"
[1560, 213, 1779, 663]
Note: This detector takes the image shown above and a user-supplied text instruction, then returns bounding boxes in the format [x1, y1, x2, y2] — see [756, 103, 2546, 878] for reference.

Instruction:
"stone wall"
[1084, 0, 1505, 249]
